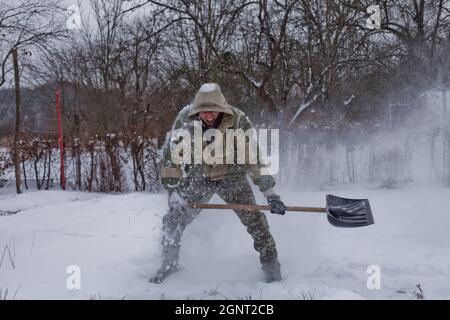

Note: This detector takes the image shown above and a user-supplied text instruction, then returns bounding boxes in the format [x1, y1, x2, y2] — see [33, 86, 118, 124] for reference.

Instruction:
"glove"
[267, 195, 287, 215]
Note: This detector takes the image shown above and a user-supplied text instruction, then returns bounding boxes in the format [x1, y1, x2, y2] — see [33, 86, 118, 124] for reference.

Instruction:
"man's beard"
[199, 113, 224, 130]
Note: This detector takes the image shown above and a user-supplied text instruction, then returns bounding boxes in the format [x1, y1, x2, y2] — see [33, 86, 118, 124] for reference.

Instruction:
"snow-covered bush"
[2, 134, 163, 193]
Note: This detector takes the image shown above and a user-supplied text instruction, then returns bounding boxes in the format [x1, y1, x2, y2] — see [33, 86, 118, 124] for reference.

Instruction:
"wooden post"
[12, 48, 22, 194]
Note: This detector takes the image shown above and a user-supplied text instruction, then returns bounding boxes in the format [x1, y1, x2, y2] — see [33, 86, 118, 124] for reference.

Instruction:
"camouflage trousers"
[160, 176, 279, 268]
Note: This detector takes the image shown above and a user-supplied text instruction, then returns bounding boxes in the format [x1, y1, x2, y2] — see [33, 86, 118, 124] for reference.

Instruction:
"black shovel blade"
[326, 194, 374, 228]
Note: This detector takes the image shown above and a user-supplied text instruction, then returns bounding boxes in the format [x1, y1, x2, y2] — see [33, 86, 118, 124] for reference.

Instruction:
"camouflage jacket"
[160, 104, 276, 193]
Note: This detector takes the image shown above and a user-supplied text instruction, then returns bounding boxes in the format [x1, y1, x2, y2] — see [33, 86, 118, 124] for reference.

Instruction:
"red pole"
[56, 89, 66, 190]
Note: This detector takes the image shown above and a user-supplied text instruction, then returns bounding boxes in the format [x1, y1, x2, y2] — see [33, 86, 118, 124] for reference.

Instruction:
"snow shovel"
[190, 194, 374, 228]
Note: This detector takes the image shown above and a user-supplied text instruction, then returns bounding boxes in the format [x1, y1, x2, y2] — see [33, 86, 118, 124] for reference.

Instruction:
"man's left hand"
[267, 195, 287, 215]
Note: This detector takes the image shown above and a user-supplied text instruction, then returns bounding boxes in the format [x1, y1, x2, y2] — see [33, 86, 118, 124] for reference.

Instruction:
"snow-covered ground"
[0, 183, 449, 300]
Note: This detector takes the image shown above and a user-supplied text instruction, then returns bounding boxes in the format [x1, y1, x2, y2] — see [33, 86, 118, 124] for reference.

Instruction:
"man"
[150, 83, 286, 284]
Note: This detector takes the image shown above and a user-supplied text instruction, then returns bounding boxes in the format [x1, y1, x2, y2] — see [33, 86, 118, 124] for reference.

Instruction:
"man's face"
[198, 111, 220, 126]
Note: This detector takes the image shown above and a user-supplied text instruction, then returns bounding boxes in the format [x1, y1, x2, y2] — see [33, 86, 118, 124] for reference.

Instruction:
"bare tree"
[0, 0, 66, 88]
[12, 48, 22, 193]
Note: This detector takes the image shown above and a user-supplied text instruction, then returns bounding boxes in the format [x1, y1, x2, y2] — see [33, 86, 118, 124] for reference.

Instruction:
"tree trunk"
[88, 142, 95, 192]
[74, 124, 82, 190]
[12, 48, 22, 194]
[21, 156, 28, 190]
[46, 149, 52, 190]
[34, 156, 41, 190]
[131, 145, 139, 191]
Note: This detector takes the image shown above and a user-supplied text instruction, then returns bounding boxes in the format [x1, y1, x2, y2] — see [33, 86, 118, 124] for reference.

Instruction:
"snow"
[248, 76, 262, 88]
[199, 83, 217, 93]
[344, 94, 355, 106]
[0, 185, 449, 299]
[288, 94, 320, 126]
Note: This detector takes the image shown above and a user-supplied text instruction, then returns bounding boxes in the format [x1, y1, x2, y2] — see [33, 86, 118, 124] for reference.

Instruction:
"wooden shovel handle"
[190, 203, 327, 213]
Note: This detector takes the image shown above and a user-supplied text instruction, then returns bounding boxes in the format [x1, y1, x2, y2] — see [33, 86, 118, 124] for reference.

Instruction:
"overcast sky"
[0, 0, 153, 89]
